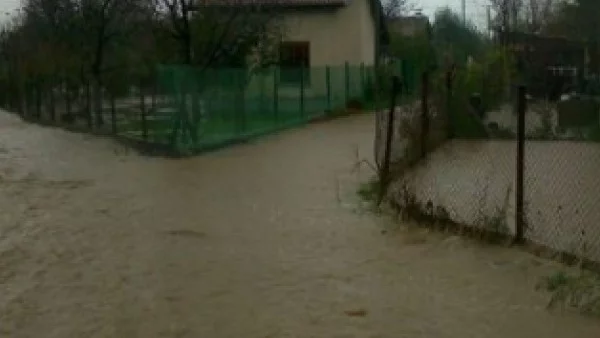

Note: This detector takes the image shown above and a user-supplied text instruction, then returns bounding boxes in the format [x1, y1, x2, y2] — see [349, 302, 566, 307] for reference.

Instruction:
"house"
[275, 0, 388, 68]
[241, 0, 390, 102]
[496, 31, 586, 98]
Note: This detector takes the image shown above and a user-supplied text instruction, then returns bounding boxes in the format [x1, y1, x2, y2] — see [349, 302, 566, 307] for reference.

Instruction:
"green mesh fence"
[132, 64, 382, 153]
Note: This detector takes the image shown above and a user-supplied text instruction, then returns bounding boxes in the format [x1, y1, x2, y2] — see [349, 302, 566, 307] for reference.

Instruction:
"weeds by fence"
[374, 65, 449, 184]
[376, 60, 600, 271]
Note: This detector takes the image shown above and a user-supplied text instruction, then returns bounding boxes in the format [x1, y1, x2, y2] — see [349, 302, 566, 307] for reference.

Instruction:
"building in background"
[498, 31, 586, 99]
[246, 0, 390, 99]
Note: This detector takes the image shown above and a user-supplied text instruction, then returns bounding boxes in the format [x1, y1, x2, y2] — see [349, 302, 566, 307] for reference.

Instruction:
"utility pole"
[462, 0, 466, 23]
[487, 5, 492, 39]
[511, 0, 518, 32]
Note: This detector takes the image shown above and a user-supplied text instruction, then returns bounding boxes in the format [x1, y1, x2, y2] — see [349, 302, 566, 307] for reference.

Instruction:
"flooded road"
[0, 110, 599, 337]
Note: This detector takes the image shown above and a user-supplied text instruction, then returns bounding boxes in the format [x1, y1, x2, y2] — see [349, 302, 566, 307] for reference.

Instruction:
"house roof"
[194, 0, 389, 45]
[196, 0, 348, 7]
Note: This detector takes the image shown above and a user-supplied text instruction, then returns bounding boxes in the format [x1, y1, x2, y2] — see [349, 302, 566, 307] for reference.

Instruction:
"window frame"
[279, 41, 311, 86]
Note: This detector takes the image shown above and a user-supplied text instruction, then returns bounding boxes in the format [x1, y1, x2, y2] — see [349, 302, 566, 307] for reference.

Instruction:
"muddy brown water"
[0, 111, 599, 338]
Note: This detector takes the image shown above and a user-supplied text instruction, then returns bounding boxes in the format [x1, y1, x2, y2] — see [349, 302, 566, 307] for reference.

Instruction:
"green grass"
[357, 178, 381, 202]
[539, 270, 600, 316]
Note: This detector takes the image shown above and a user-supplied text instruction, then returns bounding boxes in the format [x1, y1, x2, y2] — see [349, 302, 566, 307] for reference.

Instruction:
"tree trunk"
[182, 31, 192, 65]
[92, 74, 104, 127]
[92, 27, 106, 127]
[589, 40, 599, 74]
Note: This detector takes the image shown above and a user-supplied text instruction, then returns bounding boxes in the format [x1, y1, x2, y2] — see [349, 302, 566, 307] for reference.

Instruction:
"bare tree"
[155, 0, 196, 65]
[489, 0, 557, 35]
[153, 0, 283, 145]
[77, 0, 150, 125]
[0, 19, 27, 112]
[6, 1, 77, 117]
[3, 0, 283, 136]
[17, 0, 149, 124]
[382, 0, 412, 19]
[155, 0, 282, 67]
[524, 0, 556, 33]
[489, 0, 512, 40]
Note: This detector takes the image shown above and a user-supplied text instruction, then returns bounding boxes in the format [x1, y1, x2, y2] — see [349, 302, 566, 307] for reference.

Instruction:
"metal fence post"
[49, 79, 56, 122]
[151, 74, 157, 141]
[515, 84, 527, 243]
[421, 71, 430, 158]
[259, 70, 266, 117]
[27, 81, 33, 118]
[373, 67, 380, 111]
[35, 81, 42, 119]
[273, 66, 279, 122]
[300, 65, 305, 118]
[16, 80, 24, 116]
[86, 80, 93, 129]
[152, 74, 157, 113]
[191, 75, 200, 142]
[238, 71, 247, 133]
[97, 84, 105, 127]
[446, 67, 455, 138]
[360, 62, 366, 102]
[378, 75, 401, 206]
[344, 61, 350, 104]
[326, 65, 331, 113]
[60, 78, 71, 122]
[140, 81, 148, 141]
[403, 60, 413, 96]
[110, 94, 117, 135]
[65, 78, 71, 123]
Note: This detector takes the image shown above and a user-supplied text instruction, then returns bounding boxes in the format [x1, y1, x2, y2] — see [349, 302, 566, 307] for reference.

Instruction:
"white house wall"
[245, 0, 378, 102]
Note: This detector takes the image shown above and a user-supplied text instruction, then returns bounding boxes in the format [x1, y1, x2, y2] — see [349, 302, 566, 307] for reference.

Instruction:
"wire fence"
[378, 62, 600, 268]
[0, 63, 388, 154]
[374, 68, 448, 178]
[520, 84, 600, 265]
[156, 63, 385, 152]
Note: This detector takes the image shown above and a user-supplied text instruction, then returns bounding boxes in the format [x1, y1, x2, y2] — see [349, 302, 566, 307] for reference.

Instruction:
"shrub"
[445, 48, 516, 138]
[480, 48, 514, 110]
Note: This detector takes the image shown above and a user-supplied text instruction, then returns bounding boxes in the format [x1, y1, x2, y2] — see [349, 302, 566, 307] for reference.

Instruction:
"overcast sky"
[417, 0, 488, 27]
[0, 0, 20, 15]
[0, 0, 489, 26]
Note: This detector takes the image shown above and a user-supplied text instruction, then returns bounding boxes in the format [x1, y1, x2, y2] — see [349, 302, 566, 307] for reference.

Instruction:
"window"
[279, 41, 310, 85]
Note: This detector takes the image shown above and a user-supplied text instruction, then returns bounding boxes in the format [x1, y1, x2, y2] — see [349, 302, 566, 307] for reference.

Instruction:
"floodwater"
[0, 111, 599, 338]
[395, 139, 600, 263]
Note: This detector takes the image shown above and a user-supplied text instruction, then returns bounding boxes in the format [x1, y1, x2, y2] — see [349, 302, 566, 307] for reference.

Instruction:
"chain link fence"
[0, 63, 386, 155]
[378, 58, 600, 266]
[521, 85, 600, 264]
[156, 64, 384, 152]
[382, 63, 518, 234]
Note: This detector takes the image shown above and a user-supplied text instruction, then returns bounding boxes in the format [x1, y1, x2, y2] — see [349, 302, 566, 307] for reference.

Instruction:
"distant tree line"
[488, 0, 600, 72]
[0, 0, 283, 118]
